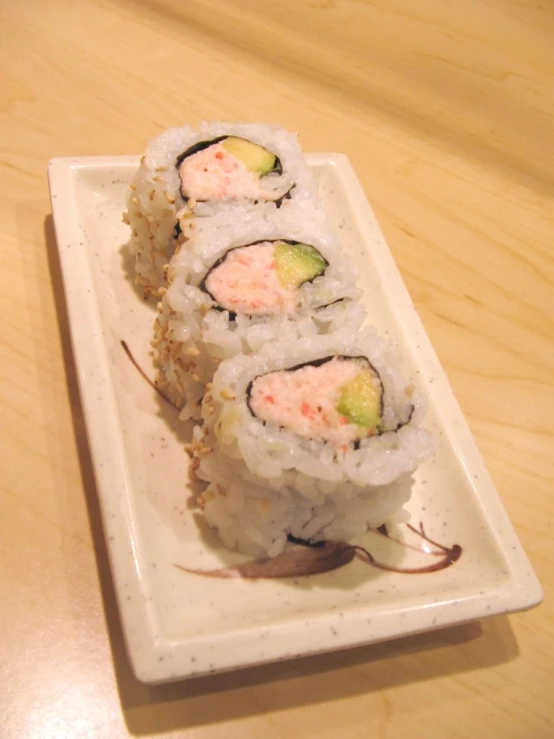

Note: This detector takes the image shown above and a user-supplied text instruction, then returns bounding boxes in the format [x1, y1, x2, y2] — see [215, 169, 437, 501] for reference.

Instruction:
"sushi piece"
[124, 123, 318, 298]
[153, 203, 364, 419]
[192, 327, 435, 557]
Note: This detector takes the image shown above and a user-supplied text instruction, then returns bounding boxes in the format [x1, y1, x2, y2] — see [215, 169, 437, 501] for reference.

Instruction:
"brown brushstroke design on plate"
[121, 340, 175, 406]
[175, 522, 462, 580]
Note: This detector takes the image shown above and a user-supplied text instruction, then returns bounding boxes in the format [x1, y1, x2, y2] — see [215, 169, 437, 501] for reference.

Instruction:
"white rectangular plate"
[48, 154, 542, 684]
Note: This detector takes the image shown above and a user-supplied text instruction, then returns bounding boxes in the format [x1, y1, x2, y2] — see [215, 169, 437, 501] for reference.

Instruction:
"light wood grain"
[1, 0, 553, 736]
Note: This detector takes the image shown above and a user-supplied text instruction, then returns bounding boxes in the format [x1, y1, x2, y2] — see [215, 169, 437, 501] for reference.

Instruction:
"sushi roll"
[125, 122, 318, 298]
[153, 203, 364, 419]
[192, 327, 435, 556]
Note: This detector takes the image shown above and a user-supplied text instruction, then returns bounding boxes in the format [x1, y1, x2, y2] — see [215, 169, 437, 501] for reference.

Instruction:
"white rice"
[197, 471, 414, 558]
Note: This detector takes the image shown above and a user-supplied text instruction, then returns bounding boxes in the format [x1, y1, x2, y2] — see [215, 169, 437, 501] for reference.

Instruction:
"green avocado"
[274, 241, 328, 289]
[221, 136, 276, 175]
[337, 370, 382, 431]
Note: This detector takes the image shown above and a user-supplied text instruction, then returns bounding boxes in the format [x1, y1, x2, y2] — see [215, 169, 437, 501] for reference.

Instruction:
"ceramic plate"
[48, 154, 542, 684]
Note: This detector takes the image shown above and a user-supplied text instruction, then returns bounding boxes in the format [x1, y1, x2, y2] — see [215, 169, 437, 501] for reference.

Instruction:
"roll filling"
[200, 240, 328, 317]
[247, 355, 384, 447]
[176, 136, 283, 202]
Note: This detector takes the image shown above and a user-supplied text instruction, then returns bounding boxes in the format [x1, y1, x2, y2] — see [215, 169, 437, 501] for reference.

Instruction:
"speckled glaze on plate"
[48, 154, 542, 684]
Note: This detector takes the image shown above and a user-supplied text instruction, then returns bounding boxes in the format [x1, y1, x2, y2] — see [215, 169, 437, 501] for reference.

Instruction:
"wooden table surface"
[1, 0, 553, 736]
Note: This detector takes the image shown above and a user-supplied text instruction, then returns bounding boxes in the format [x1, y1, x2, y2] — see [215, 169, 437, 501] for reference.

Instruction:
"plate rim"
[48, 154, 543, 684]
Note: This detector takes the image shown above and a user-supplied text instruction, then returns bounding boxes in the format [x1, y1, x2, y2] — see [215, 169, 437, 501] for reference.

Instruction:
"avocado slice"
[274, 241, 328, 289]
[221, 136, 277, 175]
[337, 369, 382, 431]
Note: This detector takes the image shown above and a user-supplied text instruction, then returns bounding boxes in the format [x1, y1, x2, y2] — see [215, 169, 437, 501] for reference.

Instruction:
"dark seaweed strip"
[175, 136, 229, 167]
[282, 354, 375, 374]
[287, 533, 326, 548]
[275, 187, 292, 208]
[315, 297, 348, 311]
[386, 403, 414, 432]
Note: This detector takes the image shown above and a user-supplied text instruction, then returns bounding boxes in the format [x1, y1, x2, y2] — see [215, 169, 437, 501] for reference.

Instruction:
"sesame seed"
[220, 389, 235, 401]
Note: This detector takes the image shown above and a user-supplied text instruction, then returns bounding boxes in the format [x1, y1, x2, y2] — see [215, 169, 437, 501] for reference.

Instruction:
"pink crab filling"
[248, 358, 372, 446]
[204, 243, 298, 316]
[178, 143, 270, 201]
